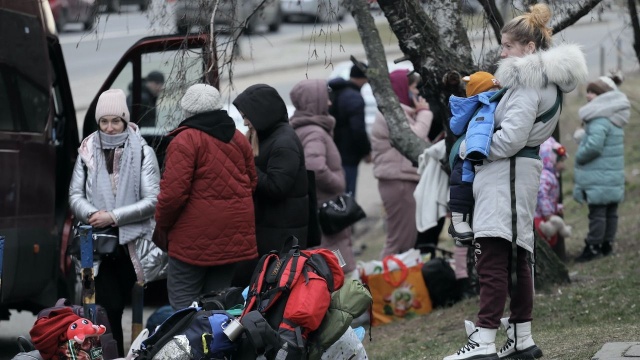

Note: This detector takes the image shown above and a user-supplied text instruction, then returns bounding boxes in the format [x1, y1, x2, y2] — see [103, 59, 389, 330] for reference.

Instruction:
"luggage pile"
[18, 237, 372, 360]
[137, 237, 371, 360]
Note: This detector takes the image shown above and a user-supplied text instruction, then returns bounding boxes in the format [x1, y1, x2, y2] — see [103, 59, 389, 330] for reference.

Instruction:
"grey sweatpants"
[168, 256, 237, 311]
[586, 203, 619, 245]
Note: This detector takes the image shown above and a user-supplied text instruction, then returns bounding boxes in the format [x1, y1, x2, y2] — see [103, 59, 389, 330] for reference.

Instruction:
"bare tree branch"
[552, 0, 604, 34]
[207, 0, 221, 76]
[479, 0, 504, 43]
[627, 0, 640, 65]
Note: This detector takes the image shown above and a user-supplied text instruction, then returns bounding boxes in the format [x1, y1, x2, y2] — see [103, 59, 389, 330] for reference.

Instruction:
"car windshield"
[111, 48, 208, 137]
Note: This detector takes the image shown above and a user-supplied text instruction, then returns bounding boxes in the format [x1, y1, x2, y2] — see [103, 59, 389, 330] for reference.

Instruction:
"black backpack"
[137, 307, 237, 360]
[421, 256, 460, 308]
[197, 287, 246, 312]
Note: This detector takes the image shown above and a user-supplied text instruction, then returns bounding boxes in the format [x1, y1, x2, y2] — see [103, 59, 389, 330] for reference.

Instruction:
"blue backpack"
[136, 307, 236, 360]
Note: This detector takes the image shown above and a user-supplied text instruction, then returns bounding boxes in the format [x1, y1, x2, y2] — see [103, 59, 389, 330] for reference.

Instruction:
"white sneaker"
[443, 320, 499, 360]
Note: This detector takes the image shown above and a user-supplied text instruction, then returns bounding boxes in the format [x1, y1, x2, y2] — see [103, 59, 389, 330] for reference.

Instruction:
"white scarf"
[578, 90, 630, 128]
[91, 126, 146, 245]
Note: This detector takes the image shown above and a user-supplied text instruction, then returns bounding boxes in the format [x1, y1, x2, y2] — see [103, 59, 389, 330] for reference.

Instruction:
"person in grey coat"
[573, 73, 629, 262]
[444, 4, 588, 360]
[68, 89, 161, 356]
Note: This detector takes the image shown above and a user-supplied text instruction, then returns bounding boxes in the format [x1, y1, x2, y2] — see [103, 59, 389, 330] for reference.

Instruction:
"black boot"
[575, 243, 602, 262]
[601, 241, 612, 256]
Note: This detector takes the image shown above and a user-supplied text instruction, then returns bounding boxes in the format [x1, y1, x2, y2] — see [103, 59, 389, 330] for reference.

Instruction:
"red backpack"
[238, 236, 345, 360]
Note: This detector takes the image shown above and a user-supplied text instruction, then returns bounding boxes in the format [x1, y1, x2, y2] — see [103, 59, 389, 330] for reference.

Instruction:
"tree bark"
[534, 235, 571, 291]
[628, 0, 640, 66]
[552, 0, 604, 34]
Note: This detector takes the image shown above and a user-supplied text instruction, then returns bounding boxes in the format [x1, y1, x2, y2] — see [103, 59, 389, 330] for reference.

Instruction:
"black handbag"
[68, 223, 119, 259]
[318, 193, 366, 235]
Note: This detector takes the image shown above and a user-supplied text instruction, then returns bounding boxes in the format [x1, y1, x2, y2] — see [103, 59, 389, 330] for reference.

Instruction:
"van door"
[83, 34, 218, 167]
[0, 2, 59, 306]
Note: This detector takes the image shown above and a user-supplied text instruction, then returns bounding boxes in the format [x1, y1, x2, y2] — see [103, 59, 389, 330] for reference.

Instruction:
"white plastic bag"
[320, 326, 368, 360]
[356, 248, 422, 277]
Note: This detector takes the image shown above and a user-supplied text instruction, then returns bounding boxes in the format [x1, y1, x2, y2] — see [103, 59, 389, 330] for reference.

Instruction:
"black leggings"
[95, 245, 136, 357]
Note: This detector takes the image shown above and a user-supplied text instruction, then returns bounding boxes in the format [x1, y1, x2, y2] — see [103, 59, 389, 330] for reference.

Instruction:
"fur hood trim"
[495, 43, 588, 93]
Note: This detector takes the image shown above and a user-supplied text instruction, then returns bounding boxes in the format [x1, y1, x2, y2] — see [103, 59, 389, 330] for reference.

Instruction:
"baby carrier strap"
[535, 86, 563, 124]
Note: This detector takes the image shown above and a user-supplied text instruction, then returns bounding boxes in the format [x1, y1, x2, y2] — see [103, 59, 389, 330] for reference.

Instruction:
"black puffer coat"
[233, 84, 309, 253]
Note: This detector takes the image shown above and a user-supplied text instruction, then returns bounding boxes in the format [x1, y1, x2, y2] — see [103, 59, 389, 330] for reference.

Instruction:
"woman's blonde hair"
[502, 3, 553, 51]
[247, 128, 259, 157]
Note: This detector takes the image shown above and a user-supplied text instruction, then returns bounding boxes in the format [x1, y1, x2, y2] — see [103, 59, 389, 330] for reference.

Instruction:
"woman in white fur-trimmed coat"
[444, 4, 588, 360]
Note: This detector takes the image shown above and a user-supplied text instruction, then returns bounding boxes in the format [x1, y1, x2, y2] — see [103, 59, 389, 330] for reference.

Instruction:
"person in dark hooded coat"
[231, 84, 309, 285]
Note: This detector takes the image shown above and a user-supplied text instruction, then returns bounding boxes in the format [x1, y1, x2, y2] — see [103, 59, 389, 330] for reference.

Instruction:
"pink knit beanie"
[95, 89, 130, 124]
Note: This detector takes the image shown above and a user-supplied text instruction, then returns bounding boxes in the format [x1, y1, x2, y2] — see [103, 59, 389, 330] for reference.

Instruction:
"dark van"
[0, 0, 217, 320]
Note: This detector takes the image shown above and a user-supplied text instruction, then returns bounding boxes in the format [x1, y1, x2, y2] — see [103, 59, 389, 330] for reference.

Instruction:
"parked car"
[48, 0, 97, 32]
[172, 0, 282, 35]
[98, 0, 150, 13]
[280, 0, 346, 23]
[328, 60, 414, 135]
[0, 0, 216, 320]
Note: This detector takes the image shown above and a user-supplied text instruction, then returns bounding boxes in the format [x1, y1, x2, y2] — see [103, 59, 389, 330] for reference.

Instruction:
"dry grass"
[355, 72, 640, 359]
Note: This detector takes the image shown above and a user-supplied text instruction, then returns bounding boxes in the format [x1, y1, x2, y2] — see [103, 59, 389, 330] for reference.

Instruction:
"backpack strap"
[243, 253, 279, 316]
[535, 86, 563, 123]
[240, 310, 281, 356]
[487, 86, 562, 124]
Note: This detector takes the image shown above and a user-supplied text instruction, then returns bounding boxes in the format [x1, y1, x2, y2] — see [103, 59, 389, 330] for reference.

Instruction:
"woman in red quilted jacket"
[153, 84, 258, 311]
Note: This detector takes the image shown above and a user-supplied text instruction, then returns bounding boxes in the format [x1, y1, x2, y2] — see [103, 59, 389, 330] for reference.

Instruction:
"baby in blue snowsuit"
[448, 72, 502, 245]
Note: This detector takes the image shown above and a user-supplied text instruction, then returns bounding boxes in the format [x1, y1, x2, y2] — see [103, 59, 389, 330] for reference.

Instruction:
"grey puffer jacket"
[472, 44, 588, 252]
[69, 126, 163, 281]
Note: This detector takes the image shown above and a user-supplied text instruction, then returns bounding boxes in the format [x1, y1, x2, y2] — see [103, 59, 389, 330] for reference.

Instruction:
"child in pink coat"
[534, 137, 571, 247]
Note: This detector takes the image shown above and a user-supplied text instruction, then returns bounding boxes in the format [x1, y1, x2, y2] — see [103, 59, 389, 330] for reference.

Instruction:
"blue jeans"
[343, 164, 359, 196]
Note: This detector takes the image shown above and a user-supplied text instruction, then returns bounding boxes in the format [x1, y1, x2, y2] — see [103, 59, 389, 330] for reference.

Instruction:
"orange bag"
[361, 255, 432, 326]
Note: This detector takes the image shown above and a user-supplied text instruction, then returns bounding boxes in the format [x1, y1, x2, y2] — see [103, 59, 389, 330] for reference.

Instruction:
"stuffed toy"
[67, 318, 107, 344]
